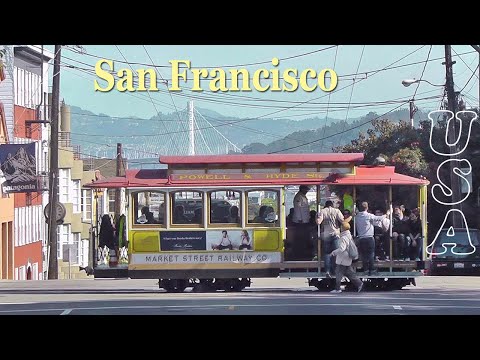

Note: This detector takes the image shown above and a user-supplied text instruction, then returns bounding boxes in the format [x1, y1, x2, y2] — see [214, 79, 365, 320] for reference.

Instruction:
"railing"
[73, 145, 81, 160]
[59, 131, 71, 148]
[96, 246, 129, 268]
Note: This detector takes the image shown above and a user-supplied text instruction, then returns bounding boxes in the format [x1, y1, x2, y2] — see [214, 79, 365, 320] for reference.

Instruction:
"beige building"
[56, 102, 99, 279]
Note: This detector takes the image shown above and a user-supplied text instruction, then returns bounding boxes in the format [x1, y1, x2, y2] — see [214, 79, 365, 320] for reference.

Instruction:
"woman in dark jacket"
[99, 214, 115, 249]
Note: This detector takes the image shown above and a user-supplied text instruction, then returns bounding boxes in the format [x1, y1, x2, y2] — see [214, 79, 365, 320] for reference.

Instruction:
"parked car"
[428, 228, 480, 275]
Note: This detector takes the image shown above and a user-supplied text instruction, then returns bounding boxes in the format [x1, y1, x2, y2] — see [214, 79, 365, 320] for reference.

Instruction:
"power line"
[141, 45, 187, 154]
[452, 47, 480, 81]
[338, 45, 365, 148]
[459, 63, 480, 94]
[69, 97, 442, 158]
[319, 46, 339, 151]
[58, 45, 474, 114]
[68, 94, 443, 138]
[38, 45, 453, 156]
[413, 45, 433, 100]
[268, 102, 408, 154]
[64, 45, 477, 78]
[115, 45, 183, 154]
[66, 45, 337, 69]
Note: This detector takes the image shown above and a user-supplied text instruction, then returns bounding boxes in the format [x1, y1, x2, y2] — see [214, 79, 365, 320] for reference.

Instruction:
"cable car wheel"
[192, 279, 216, 292]
[213, 278, 246, 292]
[160, 279, 188, 293]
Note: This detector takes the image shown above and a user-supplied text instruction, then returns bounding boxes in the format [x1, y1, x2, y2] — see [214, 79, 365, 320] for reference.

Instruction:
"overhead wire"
[115, 45, 182, 154]
[66, 45, 338, 69]
[267, 101, 409, 154]
[337, 45, 365, 148]
[27, 45, 458, 157]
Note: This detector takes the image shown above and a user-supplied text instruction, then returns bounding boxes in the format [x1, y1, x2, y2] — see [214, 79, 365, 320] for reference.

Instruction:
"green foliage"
[240, 109, 420, 154]
[242, 142, 267, 154]
[334, 118, 427, 178]
[335, 111, 480, 232]
[390, 148, 428, 178]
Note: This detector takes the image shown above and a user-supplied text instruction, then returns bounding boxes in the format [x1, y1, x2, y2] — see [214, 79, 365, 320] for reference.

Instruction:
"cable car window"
[172, 191, 203, 225]
[133, 191, 165, 225]
[209, 190, 241, 224]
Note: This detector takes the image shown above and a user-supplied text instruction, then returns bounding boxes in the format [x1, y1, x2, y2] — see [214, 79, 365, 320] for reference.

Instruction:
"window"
[18, 266, 25, 280]
[72, 233, 80, 265]
[32, 263, 38, 281]
[57, 224, 71, 260]
[209, 190, 241, 225]
[247, 189, 280, 225]
[81, 189, 92, 221]
[43, 152, 48, 173]
[97, 192, 105, 219]
[133, 191, 166, 225]
[58, 169, 70, 204]
[172, 191, 203, 225]
[14, 67, 41, 109]
[80, 239, 89, 267]
[432, 230, 480, 259]
[108, 189, 116, 214]
[72, 180, 81, 213]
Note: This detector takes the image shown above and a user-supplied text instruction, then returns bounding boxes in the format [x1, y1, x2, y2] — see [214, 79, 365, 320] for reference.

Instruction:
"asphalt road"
[1, 276, 480, 315]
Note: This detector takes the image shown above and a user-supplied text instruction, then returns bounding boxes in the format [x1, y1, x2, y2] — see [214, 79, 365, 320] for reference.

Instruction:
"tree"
[335, 112, 480, 234]
[390, 147, 428, 178]
[334, 118, 427, 178]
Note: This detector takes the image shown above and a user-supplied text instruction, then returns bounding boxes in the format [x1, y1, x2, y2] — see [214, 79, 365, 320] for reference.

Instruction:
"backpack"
[348, 237, 359, 260]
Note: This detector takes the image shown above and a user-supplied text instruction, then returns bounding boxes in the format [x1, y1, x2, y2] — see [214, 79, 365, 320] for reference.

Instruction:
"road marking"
[393, 305, 402, 310]
[1, 302, 480, 314]
[228, 305, 235, 310]
[0, 302, 35, 305]
[60, 309, 73, 315]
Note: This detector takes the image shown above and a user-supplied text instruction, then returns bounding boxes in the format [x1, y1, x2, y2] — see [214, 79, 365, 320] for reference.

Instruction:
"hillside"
[69, 105, 429, 158]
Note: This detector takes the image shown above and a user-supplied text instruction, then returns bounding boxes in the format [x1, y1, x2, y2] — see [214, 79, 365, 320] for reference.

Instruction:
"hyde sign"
[426, 110, 478, 256]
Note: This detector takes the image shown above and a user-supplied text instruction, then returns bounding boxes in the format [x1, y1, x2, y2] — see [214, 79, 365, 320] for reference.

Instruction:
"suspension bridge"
[84, 101, 242, 163]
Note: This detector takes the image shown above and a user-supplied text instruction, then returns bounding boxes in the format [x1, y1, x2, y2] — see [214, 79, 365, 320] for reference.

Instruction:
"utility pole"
[47, 45, 61, 279]
[444, 45, 461, 228]
[409, 100, 416, 128]
[114, 142, 123, 221]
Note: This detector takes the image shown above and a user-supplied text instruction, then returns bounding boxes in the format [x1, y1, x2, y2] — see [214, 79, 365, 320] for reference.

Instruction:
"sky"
[41, 45, 479, 121]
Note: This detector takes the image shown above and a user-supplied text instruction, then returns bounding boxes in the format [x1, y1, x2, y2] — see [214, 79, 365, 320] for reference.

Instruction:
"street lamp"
[402, 79, 446, 128]
[402, 78, 445, 88]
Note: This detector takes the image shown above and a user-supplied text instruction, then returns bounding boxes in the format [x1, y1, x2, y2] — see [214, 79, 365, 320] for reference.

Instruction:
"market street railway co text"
[143, 254, 270, 263]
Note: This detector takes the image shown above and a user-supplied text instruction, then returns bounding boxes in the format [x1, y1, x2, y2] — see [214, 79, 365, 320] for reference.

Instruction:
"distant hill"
[240, 109, 431, 154]
[69, 105, 430, 158]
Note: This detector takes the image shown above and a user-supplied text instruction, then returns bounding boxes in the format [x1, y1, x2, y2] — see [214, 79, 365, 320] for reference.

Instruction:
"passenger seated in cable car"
[252, 205, 268, 223]
[137, 206, 155, 224]
[226, 205, 240, 224]
[191, 207, 203, 224]
[173, 204, 190, 224]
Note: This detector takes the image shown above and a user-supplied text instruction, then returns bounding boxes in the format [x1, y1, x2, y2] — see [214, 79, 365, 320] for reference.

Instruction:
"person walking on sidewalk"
[329, 221, 364, 293]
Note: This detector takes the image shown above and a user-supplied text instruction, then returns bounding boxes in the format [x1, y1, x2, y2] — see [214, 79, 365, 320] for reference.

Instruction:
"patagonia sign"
[0, 143, 38, 193]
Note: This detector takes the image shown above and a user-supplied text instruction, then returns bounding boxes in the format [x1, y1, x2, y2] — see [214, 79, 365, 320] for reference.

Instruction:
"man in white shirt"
[316, 200, 346, 277]
[290, 185, 312, 260]
[355, 202, 389, 275]
[292, 185, 310, 224]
